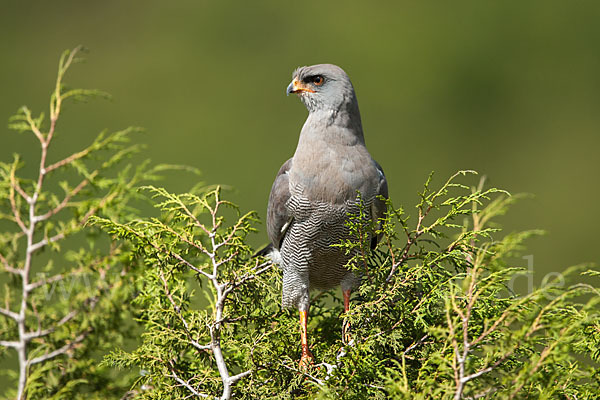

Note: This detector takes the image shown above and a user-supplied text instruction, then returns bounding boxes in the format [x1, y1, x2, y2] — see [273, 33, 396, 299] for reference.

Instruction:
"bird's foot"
[336, 346, 347, 360]
[342, 319, 352, 345]
[299, 348, 314, 370]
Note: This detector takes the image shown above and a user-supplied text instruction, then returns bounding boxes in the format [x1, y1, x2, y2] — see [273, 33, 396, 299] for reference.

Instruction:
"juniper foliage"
[96, 172, 600, 399]
[0, 47, 163, 399]
[2, 48, 599, 400]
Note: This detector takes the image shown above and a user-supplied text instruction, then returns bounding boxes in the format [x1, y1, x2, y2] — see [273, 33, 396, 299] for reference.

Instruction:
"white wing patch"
[281, 216, 294, 234]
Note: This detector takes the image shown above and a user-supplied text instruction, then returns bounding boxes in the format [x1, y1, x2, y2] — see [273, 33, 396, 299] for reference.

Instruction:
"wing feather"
[267, 158, 293, 250]
[370, 160, 388, 250]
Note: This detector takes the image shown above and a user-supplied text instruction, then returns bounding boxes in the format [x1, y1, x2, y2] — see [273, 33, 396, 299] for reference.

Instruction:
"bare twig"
[168, 372, 210, 398]
[35, 175, 93, 222]
[145, 192, 268, 399]
[12, 179, 32, 204]
[279, 362, 324, 386]
[45, 147, 92, 174]
[450, 181, 496, 400]
[28, 330, 89, 366]
[0, 46, 116, 400]
[158, 270, 211, 354]
[9, 167, 27, 234]
[508, 324, 571, 399]
[23, 310, 78, 341]
[0, 307, 21, 322]
[385, 201, 431, 283]
[27, 272, 69, 292]
[28, 232, 65, 253]
[404, 334, 430, 356]
[0, 253, 22, 276]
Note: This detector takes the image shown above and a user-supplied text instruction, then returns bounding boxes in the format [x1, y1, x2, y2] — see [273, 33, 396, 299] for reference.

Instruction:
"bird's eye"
[312, 75, 324, 86]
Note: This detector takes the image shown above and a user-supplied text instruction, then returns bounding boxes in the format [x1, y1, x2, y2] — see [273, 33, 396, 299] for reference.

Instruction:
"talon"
[342, 288, 352, 344]
[336, 346, 347, 360]
[299, 349, 314, 370]
[342, 318, 352, 345]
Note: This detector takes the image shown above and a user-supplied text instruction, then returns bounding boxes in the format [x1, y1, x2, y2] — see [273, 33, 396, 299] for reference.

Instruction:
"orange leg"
[343, 289, 351, 313]
[299, 310, 314, 369]
[342, 289, 352, 344]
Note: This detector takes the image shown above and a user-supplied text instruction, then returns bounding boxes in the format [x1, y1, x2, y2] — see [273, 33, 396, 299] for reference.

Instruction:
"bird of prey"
[263, 64, 388, 367]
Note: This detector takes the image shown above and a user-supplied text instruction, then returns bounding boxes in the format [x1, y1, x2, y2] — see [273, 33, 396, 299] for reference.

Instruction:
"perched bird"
[263, 64, 388, 367]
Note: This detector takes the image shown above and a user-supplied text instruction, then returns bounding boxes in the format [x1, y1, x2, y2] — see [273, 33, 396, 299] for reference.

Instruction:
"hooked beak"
[286, 78, 315, 96]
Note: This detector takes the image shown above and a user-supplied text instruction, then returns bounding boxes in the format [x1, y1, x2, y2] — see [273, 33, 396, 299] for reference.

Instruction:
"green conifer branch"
[0, 47, 161, 400]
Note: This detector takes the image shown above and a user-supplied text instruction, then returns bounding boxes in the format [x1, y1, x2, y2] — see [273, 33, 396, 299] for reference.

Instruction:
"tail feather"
[253, 243, 274, 258]
[253, 243, 282, 267]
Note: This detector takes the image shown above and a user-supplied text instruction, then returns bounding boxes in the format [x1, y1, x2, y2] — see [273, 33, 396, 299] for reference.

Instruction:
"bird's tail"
[253, 243, 274, 258]
[253, 243, 282, 268]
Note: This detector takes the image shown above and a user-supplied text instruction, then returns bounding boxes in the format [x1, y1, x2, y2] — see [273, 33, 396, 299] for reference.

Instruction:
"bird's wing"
[370, 160, 388, 250]
[267, 158, 293, 250]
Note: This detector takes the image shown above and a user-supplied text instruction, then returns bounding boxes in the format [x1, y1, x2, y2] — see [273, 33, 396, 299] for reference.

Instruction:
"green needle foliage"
[2, 48, 599, 400]
[96, 172, 600, 399]
[0, 47, 164, 399]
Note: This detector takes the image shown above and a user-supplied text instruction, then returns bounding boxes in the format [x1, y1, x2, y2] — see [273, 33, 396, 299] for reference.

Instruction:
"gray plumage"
[266, 64, 388, 312]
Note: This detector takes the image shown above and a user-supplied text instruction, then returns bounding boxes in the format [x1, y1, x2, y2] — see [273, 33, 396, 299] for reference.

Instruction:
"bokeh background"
[1, 1, 599, 284]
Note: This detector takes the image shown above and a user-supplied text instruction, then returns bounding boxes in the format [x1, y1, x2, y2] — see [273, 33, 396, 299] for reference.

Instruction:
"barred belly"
[279, 196, 370, 310]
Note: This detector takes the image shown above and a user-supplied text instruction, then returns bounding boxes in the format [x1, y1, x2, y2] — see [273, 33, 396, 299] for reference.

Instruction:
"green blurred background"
[1, 0, 599, 283]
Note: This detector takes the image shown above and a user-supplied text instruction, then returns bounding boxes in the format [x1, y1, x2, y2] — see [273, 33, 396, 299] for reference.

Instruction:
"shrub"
[0, 47, 162, 399]
[96, 172, 600, 399]
[2, 48, 598, 400]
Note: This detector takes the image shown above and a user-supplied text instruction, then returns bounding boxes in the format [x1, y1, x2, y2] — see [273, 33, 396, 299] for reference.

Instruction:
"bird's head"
[287, 64, 358, 114]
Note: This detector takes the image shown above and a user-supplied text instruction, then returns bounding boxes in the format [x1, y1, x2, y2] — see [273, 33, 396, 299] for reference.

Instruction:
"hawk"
[263, 64, 388, 367]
